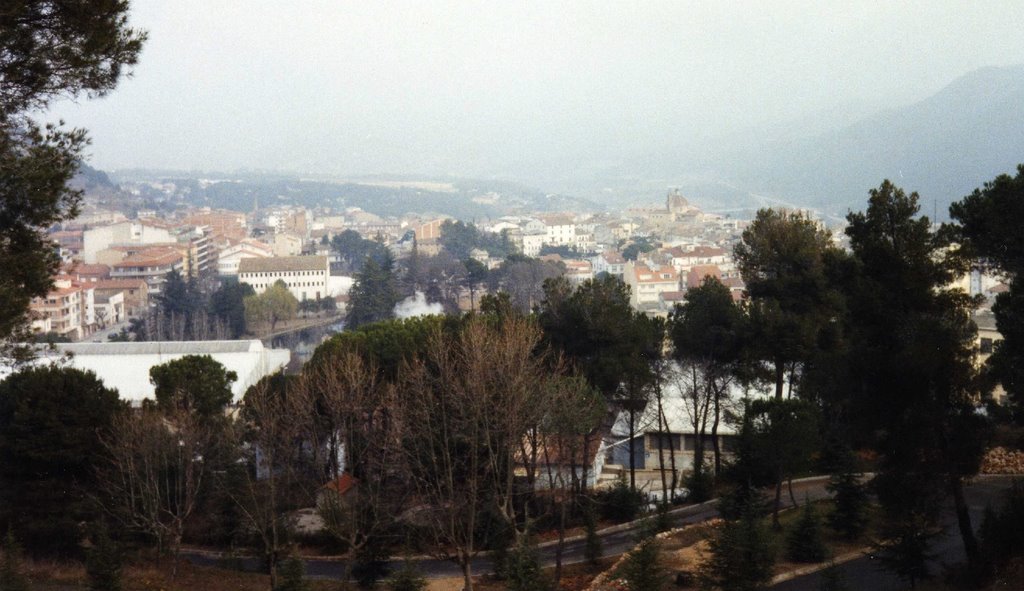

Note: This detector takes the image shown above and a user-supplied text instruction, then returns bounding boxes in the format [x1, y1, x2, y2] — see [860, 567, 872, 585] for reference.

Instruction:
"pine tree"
[827, 469, 868, 540]
[786, 501, 829, 563]
[699, 514, 776, 591]
[274, 557, 308, 591]
[504, 534, 549, 591]
[616, 538, 668, 591]
[387, 561, 427, 591]
[85, 523, 122, 591]
[0, 530, 29, 591]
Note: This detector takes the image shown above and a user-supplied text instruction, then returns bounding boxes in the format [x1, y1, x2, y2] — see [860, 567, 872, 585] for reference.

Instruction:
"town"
[4, 4, 1024, 591]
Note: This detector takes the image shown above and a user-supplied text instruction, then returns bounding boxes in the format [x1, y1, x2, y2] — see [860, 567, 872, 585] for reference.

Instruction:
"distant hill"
[716, 65, 1024, 218]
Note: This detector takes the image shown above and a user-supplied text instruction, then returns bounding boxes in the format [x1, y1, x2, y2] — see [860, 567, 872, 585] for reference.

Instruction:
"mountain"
[716, 65, 1024, 218]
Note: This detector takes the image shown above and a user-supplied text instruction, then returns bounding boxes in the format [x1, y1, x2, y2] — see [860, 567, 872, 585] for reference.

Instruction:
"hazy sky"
[52, 1, 1024, 180]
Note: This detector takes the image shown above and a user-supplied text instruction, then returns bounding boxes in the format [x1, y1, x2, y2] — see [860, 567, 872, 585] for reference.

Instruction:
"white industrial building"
[238, 255, 330, 301]
[1, 340, 290, 405]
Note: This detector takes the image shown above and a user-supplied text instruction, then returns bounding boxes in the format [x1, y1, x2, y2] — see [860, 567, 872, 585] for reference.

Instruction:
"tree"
[699, 514, 776, 591]
[0, 530, 29, 591]
[733, 209, 840, 401]
[950, 165, 1024, 416]
[845, 180, 987, 577]
[149, 355, 237, 419]
[346, 254, 399, 329]
[670, 276, 747, 476]
[0, 365, 124, 556]
[210, 279, 255, 338]
[748, 398, 820, 528]
[331, 230, 390, 273]
[616, 538, 668, 591]
[786, 501, 828, 563]
[492, 255, 564, 313]
[539, 276, 662, 490]
[245, 280, 298, 332]
[463, 257, 489, 311]
[0, 1, 145, 352]
[85, 522, 122, 591]
[225, 378, 317, 590]
[99, 408, 210, 576]
[826, 450, 868, 541]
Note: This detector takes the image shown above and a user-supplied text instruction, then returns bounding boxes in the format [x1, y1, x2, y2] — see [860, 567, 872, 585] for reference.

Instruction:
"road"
[183, 477, 833, 580]
[770, 475, 1018, 591]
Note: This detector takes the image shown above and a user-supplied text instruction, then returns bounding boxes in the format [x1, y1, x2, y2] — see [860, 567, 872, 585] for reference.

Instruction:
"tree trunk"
[656, 399, 668, 500]
[461, 559, 474, 591]
[711, 391, 722, 476]
[772, 466, 783, 530]
[950, 476, 981, 573]
[774, 360, 785, 401]
[628, 407, 637, 491]
[554, 496, 567, 583]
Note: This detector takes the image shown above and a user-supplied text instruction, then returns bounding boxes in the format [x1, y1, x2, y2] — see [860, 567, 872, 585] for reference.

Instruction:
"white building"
[521, 233, 545, 257]
[238, 255, 330, 302]
[218, 240, 274, 276]
[624, 261, 680, 312]
[1, 341, 290, 405]
[82, 221, 174, 264]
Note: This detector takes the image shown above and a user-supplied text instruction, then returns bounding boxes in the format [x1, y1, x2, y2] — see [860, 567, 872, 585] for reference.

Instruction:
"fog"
[52, 1, 1024, 189]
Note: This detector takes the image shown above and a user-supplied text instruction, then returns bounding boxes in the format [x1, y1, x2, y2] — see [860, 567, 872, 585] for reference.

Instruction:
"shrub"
[685, 464, 715, 503]
[387, 562, 427, 591]
[596, 477, 646, 523]
[717, 482, 770, 521]
[274, 557, 309, 591]
[786, 501, 829, 563]
[352, 539, 391, 589]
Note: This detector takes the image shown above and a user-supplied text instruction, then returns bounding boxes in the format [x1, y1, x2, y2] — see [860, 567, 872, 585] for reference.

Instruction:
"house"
[624, 262, 680, 313]
[29, 277, 95, 340]
[93, 279, 149, 317]
[686, 264, 722, 289]
[592, 250, 626, 278]
[238, 255, 330, 302]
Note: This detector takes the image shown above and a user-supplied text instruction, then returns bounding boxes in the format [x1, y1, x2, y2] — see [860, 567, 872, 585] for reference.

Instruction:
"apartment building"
[238, 255, 330, 301]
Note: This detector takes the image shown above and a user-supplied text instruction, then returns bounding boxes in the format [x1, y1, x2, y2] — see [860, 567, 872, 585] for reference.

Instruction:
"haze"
[53, 1, 1024, 189]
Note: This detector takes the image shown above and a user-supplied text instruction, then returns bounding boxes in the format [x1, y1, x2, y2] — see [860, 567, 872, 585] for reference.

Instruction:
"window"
[980, 337, 994, 354]
[649, 433, 681, 450]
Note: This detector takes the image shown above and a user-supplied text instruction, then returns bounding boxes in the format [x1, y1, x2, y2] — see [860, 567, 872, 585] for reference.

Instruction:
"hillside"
[719, 65, 1024, 217]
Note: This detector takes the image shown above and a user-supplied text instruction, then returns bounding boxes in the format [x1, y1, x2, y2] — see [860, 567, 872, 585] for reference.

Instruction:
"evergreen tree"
[274, 557, 309, 591]
[699, 513, 776, 591]
[0, 1, 144, 351]
[504, 535, 549, 591]
[347, 254, 400, 329]
[387, 562, 427, 591]
[149, 354, 237, 419]
[0, 530, 29, 591]
[786, 501, 829, 563]
[826, 461, 869, 541]
[0, 366, 124, 556]
[85, 523, 122, 591]
[616, 538, 668, 591]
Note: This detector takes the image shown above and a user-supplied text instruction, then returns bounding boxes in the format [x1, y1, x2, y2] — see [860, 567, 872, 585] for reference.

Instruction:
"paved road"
[770, 475, 1019, 591]
[184, 477, 833, 580]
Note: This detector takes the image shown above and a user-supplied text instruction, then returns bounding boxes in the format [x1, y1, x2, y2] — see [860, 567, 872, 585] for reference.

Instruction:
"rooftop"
[238, 255, 328, 274]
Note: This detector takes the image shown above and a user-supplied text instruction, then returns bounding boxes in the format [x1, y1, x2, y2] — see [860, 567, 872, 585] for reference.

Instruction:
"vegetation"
[0, 366, 124, 556]
[785, 501, 829, 563]
[245, 280, 299, 332]
[699, 512, 776, 591]
[0, 0, 144, 356]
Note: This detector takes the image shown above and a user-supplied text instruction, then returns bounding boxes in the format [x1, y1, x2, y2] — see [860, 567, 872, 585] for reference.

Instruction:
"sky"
[51, 1, 1024, 181]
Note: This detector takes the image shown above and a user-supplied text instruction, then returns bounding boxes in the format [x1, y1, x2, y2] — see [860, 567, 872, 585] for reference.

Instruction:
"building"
[521, 233, 545, 257]
[624, 262, 680, 312]
[28, 277, 95, 340]
[109, 246, 184, 295]
[592, 251, 626, 278]
[238, 255, 330, 301]
[82, 221, 174, 264]
[218, 239, 274, 276]
[564, 259, 594, 286]
[686, 264, 722, 289]
[1, 341, 290, 406]
[93, 279, 149, 317]
[538, 214, 577, 247]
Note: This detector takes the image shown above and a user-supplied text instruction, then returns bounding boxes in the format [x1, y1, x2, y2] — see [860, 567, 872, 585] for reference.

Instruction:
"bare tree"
[305, 353, 407, 580]
[222, 378, 315, 590]
[100, 408, 210, 577]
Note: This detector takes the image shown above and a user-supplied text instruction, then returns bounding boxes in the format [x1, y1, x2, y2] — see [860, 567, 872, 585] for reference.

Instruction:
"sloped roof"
[238, 255, 327, 274]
